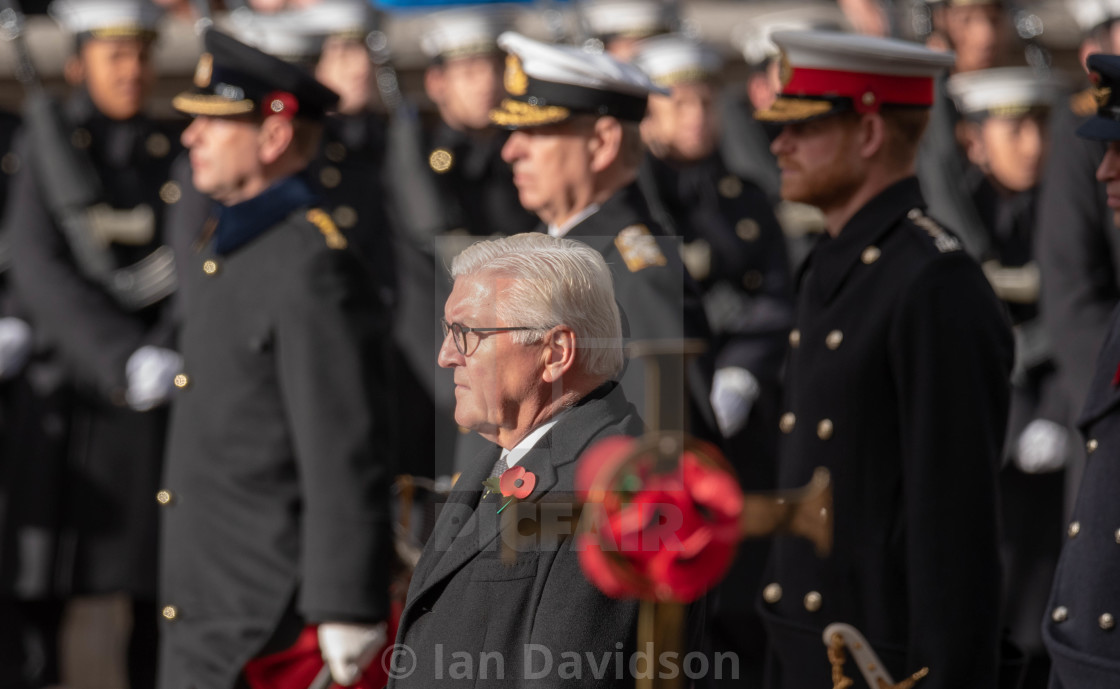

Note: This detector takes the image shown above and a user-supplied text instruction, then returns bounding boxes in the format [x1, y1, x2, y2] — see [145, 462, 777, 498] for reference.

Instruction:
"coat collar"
[403, 383, 636, 612]
[800, 176, 925, 305]
[212, 175, 318, 255]
[562, 182, 662, 241]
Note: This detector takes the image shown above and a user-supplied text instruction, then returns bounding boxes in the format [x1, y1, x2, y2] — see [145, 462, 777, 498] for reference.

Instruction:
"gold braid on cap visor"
[172, 93, 256, 117]
[489, 98, 572, 128]
[754, 96, 836, 123]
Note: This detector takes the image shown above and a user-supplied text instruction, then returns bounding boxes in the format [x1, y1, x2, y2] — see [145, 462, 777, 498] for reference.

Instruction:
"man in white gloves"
[157, 30, 394, 689]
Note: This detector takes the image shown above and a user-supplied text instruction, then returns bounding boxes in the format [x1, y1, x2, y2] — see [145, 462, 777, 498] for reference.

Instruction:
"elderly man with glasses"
[391, 232, 654, 688]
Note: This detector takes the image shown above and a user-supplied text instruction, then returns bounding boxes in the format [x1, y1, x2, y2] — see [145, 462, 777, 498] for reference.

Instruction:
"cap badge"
[1094, 86, 1112, 109]
[505, 54, 529, 97]
[778, 51, 793, 89]
[194, 52, 213, 89]
[264, 91, 299, 119]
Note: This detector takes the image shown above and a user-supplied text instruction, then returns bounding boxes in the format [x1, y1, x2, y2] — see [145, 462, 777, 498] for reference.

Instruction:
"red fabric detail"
[1112, 361, 1120, 387]
[242, 600, 403, 689]
[785, 66, 935, 112]
[262, 91, 299, 120]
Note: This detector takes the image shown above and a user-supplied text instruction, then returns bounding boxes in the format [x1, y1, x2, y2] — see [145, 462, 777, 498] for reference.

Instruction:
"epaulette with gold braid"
[1071, 87, 1097, 118]
[306, 208, 348, 250]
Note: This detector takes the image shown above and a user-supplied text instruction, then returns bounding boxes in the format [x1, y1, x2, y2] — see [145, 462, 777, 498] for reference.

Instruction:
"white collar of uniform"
[548, 204, 600, 238]
[503, 415, 563, 468]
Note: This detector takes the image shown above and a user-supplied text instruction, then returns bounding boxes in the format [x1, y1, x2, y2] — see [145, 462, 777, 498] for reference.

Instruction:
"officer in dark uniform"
[1, 1, 181, 686]
[493, 30, 719, 446]
[723, 8, 844, 275]
[416, 6, 536, 242]
[631, 32, 794, 687]
[753, 31, 1013, 689]
[1036, 0, 1120, 508]
[159, 29, 393, 689]
[947, 65, 1068, 689]
[1041, 51, 1120, 689]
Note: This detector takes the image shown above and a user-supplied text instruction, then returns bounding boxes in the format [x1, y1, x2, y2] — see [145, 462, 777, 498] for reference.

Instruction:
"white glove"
[125, 345, 184, 411]
[0, 317, 32, 381]
[318, 621, 388, 686]
[1014, 418, 1070, 474]
[710, 367, 761, 439]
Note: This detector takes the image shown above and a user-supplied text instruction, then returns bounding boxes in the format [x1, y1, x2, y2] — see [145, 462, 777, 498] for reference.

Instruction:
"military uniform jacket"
[643, 152, 793, 383]
[561, 183, 717, 439]
[1042, 308, 1120, 688]
[390, 383, 643, 689]
[759, 177, 1013, 689]
[158, 177, 393, 689]
[1037, 95, 1120, 416]
[2, 90, 181, 599]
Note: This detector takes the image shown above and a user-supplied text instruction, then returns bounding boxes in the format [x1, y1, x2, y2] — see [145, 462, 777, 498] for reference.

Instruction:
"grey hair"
[450, 233, 624, 379]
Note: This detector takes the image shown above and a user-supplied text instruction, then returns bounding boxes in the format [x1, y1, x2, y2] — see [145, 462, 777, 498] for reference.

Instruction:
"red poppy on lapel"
[499, 465, 537, 499]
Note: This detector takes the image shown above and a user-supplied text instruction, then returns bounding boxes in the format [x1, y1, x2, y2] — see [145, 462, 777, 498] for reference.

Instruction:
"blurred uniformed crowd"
[0, 0, 1116, 688]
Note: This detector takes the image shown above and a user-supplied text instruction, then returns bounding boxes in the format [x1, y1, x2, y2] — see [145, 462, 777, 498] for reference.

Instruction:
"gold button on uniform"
[789, 329, 801, 348]
[1052, 606, 1069, 623]
[146, 132, 170, 157]
[762, 583, 782, 604]
[1, 152, 20, 176]
[320, 166, 342, 188]
[429, 148, 453, 173]
[174, 374, 190, 389]
[1101, 613, 1115, 630]
[825, 330, 843, 350]
[804, 591, 822, 612]
[861, 246, 881, 264]
[160, 181, 181, 204]
[325, 142, 347, 163]
[203, 260, 218, 275]
[333, 205, 358, 229]
[1115, 528, 1120, 544]
[817, 419, 834, 440]
[162, 605, 179, 621]
[719, 175, 742, 198]
[742, 270, 763, 291]
[1069, 521, 1081, 538]
[779, 413, 796, 434]
[156, 490, 173, 505]
[1087, 439, 1099, 454]
[736, 218, 760, 242]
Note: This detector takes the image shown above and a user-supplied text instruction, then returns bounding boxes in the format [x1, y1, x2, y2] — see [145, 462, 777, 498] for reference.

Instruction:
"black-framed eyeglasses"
[440, 318, 541, 356]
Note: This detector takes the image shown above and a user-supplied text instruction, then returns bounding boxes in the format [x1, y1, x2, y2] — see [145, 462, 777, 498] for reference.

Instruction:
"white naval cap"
[420, 5, 518, 61]
[947, 67, 1065, 119]
[731, 6, 846, 67]
[631, 33, 721, 88]
[289, 0, 378, 40]
[49, 0, 161, 39]
[1067, 0, 1120, 34]
[226, 9, 322, 64]
[490, 31, 668, 129]
[580, 0, 676, 39]
[755, 30, 955, 125]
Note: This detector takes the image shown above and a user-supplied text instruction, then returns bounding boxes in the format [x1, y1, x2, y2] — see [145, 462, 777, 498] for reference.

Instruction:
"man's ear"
[588, 116, 623, 173]
[541, 326, 577, 384]
[1080, 37, 1103, 73]
[424, 65, 446, 106]
[858, 112, 887, 160]
[257, 115, 295, 166]
[64, 54, 85, 87]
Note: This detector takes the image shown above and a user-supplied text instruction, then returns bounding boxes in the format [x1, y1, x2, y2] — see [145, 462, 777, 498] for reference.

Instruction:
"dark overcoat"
[390, 383, 644, 689]
[1042, 304, 1120, 688]
[157, 177, 393, 689]
[759, 177, 1014, 689]
[2, 91, 181, 599]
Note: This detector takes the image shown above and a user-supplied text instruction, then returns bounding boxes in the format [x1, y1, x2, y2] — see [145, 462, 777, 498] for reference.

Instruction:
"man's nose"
[501, 131, 525, 163]
[436, 329, 461, 368]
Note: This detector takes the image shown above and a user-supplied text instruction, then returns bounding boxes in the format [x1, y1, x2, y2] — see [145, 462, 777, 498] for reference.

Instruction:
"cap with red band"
[754, 30, 955, 125]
